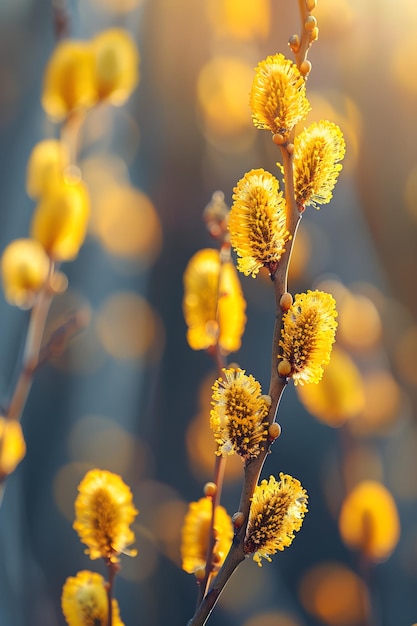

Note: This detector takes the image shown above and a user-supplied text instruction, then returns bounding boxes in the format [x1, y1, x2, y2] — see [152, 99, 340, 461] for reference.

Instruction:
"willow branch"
[187, 3, 316, 620]
[294, 0, 317, 69]
[37, 309, 89, 368]
[196, 454, 227, 605]
[6, 263, 56, 423]
[52, 0, 70, 40]
[188, 146, 301, 626]
[197, 239, 230, 604]
[105, 559, 119, 626]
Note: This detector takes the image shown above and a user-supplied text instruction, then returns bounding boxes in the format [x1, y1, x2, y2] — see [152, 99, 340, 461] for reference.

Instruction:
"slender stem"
[197, 305, 228, 603]
[6, 262, 55, 423]
[358, 513, 379, 626]
[197, 454, 227, 605]
[37, 309, 89, 368]
[187, 536, 245, 626]
[61, 111, 85, 168]
[295, 0, 315, 68]
[105, 559, 119, 626]
[52, 0, 70, 40]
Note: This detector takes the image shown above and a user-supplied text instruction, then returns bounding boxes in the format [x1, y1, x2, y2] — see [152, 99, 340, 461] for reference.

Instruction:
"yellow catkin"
[181, 497, 233, 574]
[293, 120, 345, 210]
[279, 290, 338, 385]
[183, 248, 246, 353]
[42, 40, 97, 120]
[250, 53, 311, 138]
[339, 481, 400, 562]
[61, 570, 125, 626]
[244, 474, 308, 565]
[1, 239, 50, 309]
[73, 469, 138, 562]
[210, 368, 270, 459]
[0, 418, 26, 477]
[91, 28, 139, 106]
[229, 169, 290, 278]
[30, 176, 90, 262]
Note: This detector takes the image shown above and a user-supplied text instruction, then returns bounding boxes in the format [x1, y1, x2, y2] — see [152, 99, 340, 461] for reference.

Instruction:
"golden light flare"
[391, 37, 417, 96]
[322, 446, 384, 520]
[299, 561, 369, 626]
[120, 480, 184, 580]
[81, 105, 141, 165]
[296, 346, 365, 427]
[54, 462, 101, 523]
[82, 153, 130, 192]
[197, 57, 254, 138]
[152, 499, 188, 566]
[67, 415, 152, 479]
[242, 612, 301, 626]
[95, 292, 163, 361]
[316, 280, 384, 354]
[117, 524, 159, 583]
[349, 370, 402, 437]
[338, 481, 400, 562]
[204, 0, 270, 40]
[92, 184, 162, 264]
[342, 444, 384, 492]
[313, 0, 357, 39]
[337, 291, 382, 351]
[314, 278, 350, 305]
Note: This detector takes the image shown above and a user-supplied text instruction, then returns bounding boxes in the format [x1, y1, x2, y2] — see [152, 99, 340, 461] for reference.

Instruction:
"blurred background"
[0, 0, 416, 625]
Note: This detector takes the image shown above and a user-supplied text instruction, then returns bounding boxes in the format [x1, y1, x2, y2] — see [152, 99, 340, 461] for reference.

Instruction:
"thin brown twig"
[105, 559, 120, 626]
[196, 238, 230, 604]
[295, 0, 316, 68]
[6, 262, 56, 423]
[196, 454, 227, 606]
[37, 309, 90, 369]
[52, 0, 70, 40]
